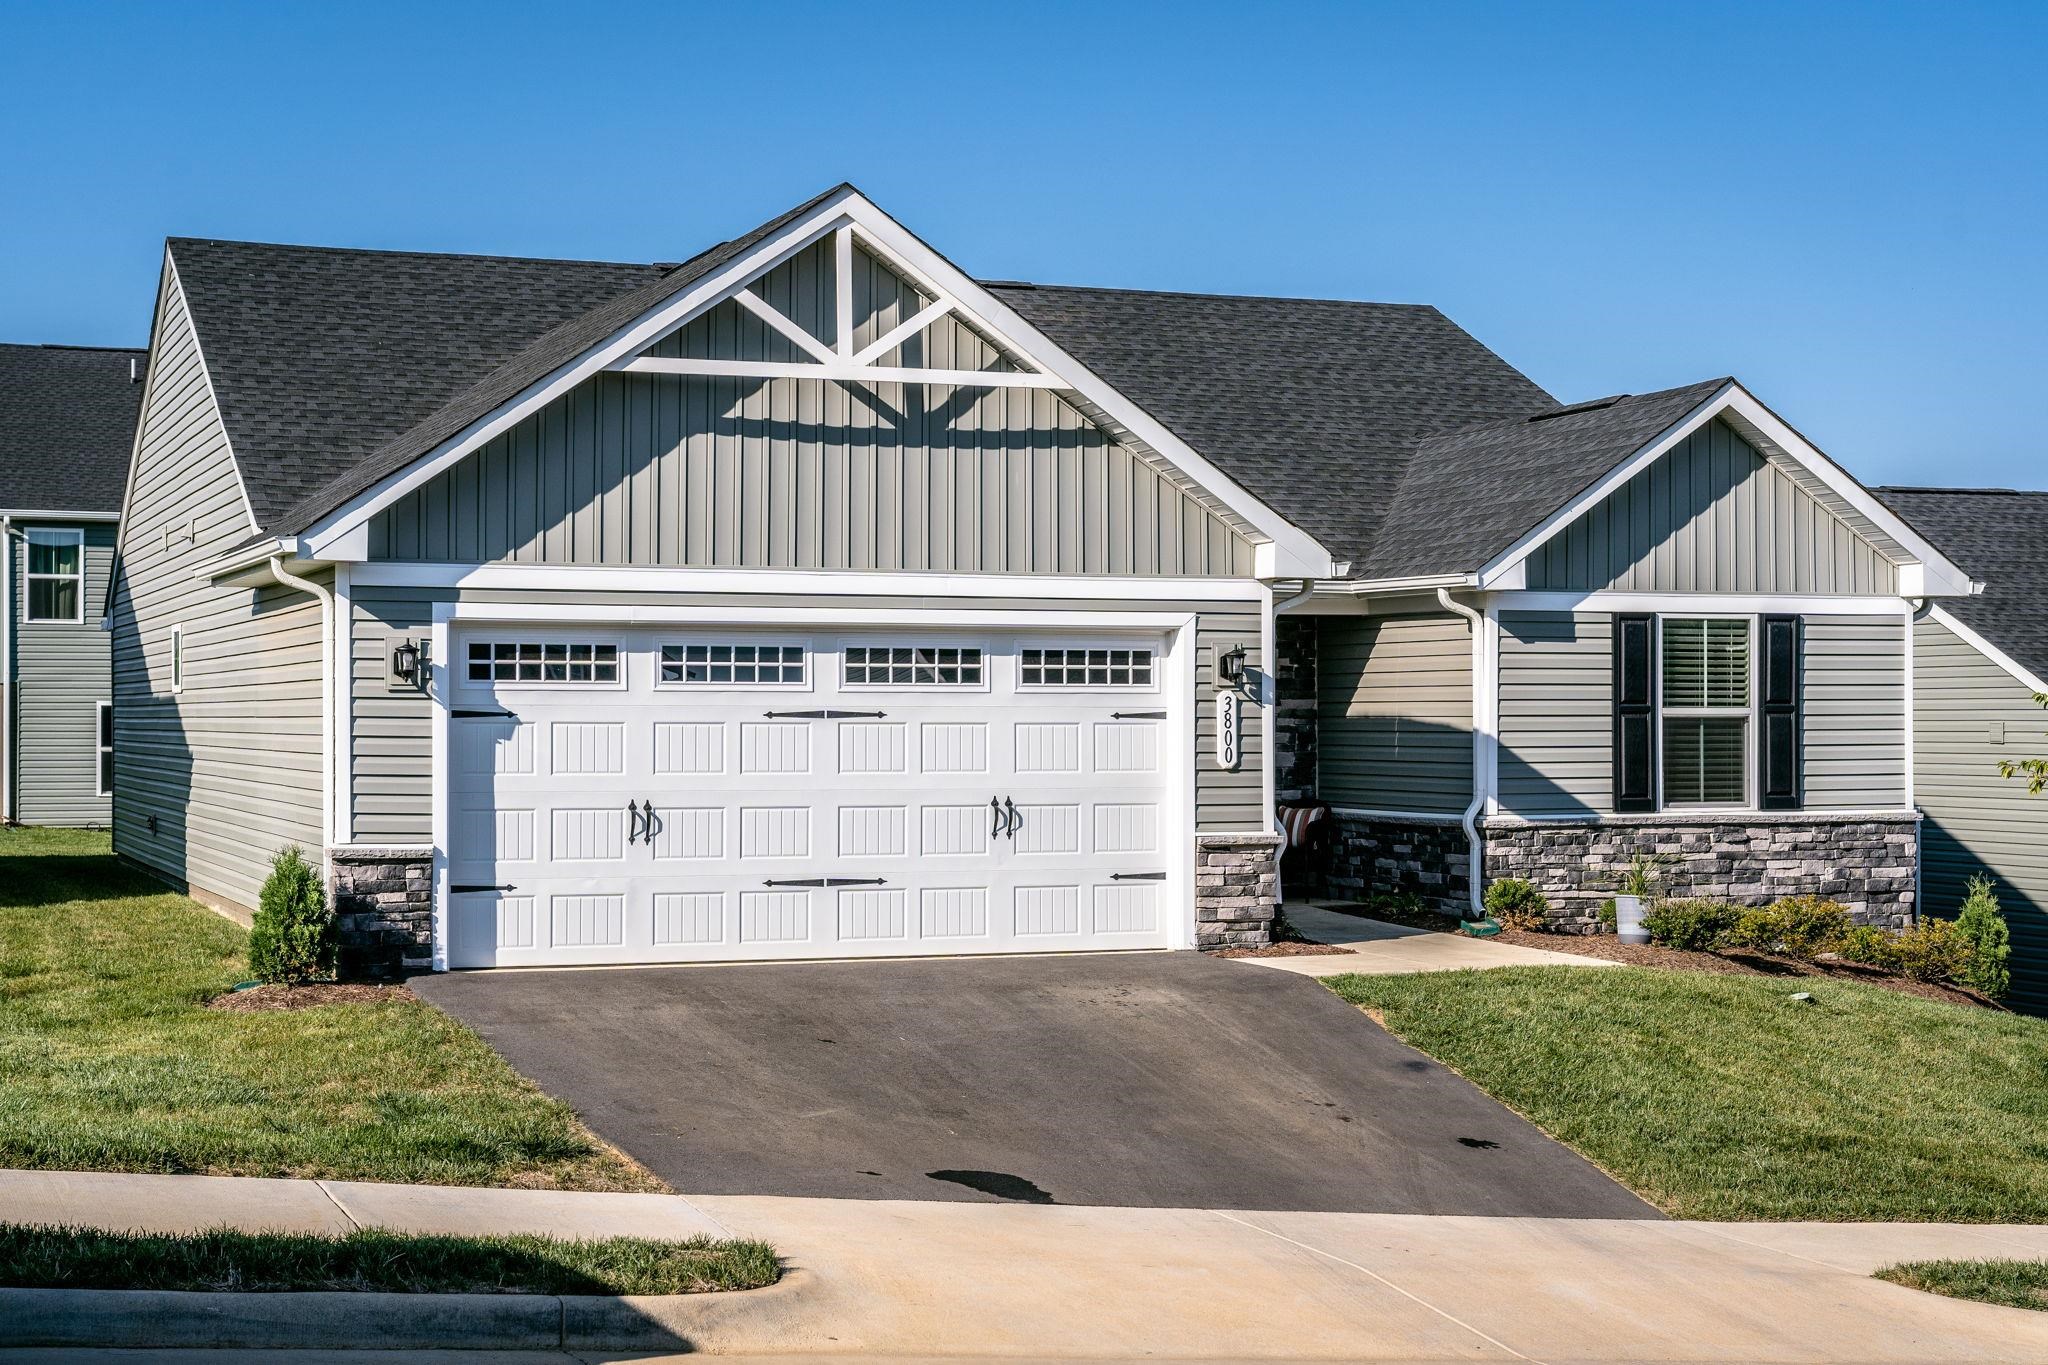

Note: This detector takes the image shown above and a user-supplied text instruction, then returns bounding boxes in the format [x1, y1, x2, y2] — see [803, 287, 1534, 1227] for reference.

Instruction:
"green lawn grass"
[0, 1223, 777, 1294]
[0, 827, 658, 1190]
[1876, 1259, 2048, 1311]
[1326, 966, 2048, 1221]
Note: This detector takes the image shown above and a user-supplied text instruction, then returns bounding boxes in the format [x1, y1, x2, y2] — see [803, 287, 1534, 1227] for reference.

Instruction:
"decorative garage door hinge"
[1109, 872, 1167, 881]
[451, 709, 516, 719]
[450, 883, 517, 893]
[761, 877, 890, 888]
[1109, 711, 1168, 720]
[761, 709, 889, 719]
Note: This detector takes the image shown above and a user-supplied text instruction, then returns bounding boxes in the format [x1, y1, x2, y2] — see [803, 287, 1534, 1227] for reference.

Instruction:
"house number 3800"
[1216, 690, 1241, 770]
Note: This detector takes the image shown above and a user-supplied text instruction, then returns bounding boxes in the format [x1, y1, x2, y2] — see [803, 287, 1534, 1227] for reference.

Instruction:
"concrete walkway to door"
[1234, 903, 1622, 978]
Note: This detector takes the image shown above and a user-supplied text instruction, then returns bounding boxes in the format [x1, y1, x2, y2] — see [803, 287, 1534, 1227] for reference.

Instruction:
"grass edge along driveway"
[1325, 965, 2048, 1222]
[0, 827, 658, 1191]
[1876, 1259, 2048, 1312]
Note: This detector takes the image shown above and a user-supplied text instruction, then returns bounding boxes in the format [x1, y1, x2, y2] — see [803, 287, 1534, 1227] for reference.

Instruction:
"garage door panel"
[447, 627, 1180, 967]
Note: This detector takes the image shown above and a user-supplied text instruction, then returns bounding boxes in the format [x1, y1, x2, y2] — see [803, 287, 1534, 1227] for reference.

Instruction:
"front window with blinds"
[1660, 618, 1751, 806]
[24, 529, 84, 623]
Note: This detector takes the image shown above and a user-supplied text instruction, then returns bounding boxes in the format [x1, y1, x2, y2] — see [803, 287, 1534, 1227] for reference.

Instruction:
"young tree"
[1954, 875, 2012, 999]
[247, 845, 335, 985]
[2000, 693, 2048, 794]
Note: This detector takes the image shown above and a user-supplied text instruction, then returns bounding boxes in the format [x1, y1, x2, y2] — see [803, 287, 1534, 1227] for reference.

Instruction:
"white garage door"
[444, 628, 1179, 968]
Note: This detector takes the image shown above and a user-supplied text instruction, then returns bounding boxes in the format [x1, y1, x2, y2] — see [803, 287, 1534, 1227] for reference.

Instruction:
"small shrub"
[1953, 876, 2012, 999]
[1888, 918, 1975, 985]
[1597, 897, 1618, 932]
[247, 846, 334, 985]
[1724, 896, 1853, 960]
[1482, 878, 1550, 931]
[1836, 923, 1898, 969]
[1641, 899, 1741, 951]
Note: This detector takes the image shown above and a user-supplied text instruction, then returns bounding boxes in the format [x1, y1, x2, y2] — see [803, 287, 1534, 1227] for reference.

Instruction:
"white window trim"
[23, 528, 85, 625]
[654, 638, 813, 691]
[95, 700, 113, 797]
[460, 637, 627, 691]
[1655, 614, 1758, 812]
[169, 623, 184, 695]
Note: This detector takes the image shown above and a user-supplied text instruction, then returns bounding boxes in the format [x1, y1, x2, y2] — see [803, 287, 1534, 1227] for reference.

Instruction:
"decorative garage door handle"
[1003, 797, 1021, 841]
[627, 802, 644, 845]
[762, 709, 888, 719]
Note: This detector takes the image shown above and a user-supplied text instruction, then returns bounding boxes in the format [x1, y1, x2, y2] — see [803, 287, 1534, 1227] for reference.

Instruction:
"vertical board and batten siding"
[1913, 616, 2048, 1015]
[369, 242, 1255, 577]
[1316, 614, 1473, 813]
[348, 584, 1264, 842]
[1802, 614, 1907, 809]
[1496, 611, 1612, 815]
[11, 522, 115, 825]
[1528, 420, 1898, 594]
[110, 263, 327, 913]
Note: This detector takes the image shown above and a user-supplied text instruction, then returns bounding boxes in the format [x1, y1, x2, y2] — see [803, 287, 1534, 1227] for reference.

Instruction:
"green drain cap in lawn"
[1462, 918, 1504, 938]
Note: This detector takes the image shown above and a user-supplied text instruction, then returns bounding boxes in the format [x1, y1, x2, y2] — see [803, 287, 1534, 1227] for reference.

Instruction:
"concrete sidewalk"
[5, 1169, 2048, 1360]
[1240, 902, 1621, 977]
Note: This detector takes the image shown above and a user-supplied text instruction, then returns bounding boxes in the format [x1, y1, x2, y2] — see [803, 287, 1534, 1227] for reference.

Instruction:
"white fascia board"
[1476, 381, 1977, 598]
[0, 509, 121, 522]
[349, 560, 1269, 603]
[302, 189, 1333, 578]
[1929, 604, 2048, 695]
[1492, 590, 1912, 616]
[1315, 572, 1481, 594]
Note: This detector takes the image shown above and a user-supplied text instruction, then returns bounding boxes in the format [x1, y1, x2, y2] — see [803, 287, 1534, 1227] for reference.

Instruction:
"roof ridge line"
[168, 235, 671, 271]
[983, 279, 1442, 310]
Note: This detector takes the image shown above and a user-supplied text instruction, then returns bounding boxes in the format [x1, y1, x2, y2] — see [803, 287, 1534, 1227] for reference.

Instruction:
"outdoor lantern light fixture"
[391, 638, 423, 685]
[1218, 645, 1247, 686]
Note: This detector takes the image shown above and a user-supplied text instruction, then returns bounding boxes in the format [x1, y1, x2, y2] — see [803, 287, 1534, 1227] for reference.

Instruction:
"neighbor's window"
[24, 529, 84, 623]
[96, 702, 113, 796]
[661, 642, 806, 685]
[466, 641, 620, 684]
[1660, 618, 1750, 806]
[843, 645, 983, 686]
[169, 624, 184, 694]
[1020, 647, 1154, 687]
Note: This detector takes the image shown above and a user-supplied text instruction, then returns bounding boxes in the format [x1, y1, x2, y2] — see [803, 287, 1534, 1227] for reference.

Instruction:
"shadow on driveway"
[415, 951, 1657, 1217]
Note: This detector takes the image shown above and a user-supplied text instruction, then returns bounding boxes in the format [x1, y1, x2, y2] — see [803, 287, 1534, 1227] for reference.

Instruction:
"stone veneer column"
[1479, 814, 1921, 932]
[328, 848, 434, 978]
[1195, 832, 1281, 948]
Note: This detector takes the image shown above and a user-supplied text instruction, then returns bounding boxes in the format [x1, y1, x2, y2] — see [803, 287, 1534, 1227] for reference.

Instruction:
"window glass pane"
[27, 539, 79, 576]
[1663, 619, 1749, 708]
[99, 705, 114, 747]
[28, 578, 76, 621]
[100, 750, 115, 794]
[1664, 716, 1747, 804]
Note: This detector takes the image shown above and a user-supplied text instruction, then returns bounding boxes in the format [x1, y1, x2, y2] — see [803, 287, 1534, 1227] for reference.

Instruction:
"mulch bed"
[207, 983, 418, 1013]
[1488, 929, 1999, 1009]
[1208, 940, 1355, 958]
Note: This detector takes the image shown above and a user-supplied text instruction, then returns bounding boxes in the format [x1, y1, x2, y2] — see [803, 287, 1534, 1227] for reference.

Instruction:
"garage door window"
[1020, 647, 1154, 687]
[843, 645, 983, 687]
[467, 641, 620, 684]
[660, 642, 807, 686]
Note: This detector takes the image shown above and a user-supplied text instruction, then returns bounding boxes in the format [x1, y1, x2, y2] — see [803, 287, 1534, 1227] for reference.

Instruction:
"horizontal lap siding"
[1803, 615, 1906, 809]
[1913, 617, 2048, 1014]
[13, 523, 115, 824]
[349, 586, 1265, 844]
[1497, 611, 1611, 815]
[1529, 420, 1897, 594]
[111, 264, 325, 911]
[1317, 614, 1472, 813]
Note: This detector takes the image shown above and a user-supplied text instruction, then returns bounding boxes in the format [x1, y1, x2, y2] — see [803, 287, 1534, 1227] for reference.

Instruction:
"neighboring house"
[108, 184, 1977, 977]
[1876, 488, 2048, 1014]
[0, 342, 145, 827]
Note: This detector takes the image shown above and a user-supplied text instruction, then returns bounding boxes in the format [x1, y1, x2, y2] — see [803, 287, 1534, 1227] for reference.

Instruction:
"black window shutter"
[1760, 614, 1802, 810]
[1613, 614, 1656, 812]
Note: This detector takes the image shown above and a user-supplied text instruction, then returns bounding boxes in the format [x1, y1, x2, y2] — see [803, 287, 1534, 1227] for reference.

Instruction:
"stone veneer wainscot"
[1481, 813, 1920, 932]
[328, 847, 434, 978]
[1196, 832, 1281, 948]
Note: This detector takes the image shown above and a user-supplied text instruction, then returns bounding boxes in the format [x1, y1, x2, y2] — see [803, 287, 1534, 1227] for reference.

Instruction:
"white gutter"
[0, 509, 120, 522]
[1438, 586, 1487, 918]
[258, 556, 337, 855]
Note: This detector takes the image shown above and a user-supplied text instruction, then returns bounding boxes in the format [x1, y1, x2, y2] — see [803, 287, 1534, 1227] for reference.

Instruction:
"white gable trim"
[1474, 382, 1977, 598]
[1929, 604, 2048, 696]
[299, 189, 1333, 578]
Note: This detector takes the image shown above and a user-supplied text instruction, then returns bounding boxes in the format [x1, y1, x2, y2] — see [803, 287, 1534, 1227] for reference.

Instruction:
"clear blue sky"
[2, 0, 2042, 490]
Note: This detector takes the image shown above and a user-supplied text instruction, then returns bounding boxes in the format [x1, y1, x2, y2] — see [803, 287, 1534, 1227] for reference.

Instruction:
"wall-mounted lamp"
[1218, 645, 1247, 687]
[392, 639, 424, 685]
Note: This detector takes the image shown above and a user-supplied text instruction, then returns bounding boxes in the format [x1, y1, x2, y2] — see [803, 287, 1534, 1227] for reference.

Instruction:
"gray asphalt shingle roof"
[1877, 487, 2048, 685]
[0, 342, 148, 514]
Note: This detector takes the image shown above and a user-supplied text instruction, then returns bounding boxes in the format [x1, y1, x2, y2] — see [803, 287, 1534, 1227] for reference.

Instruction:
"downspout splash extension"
[1436, 587, 1490, 925]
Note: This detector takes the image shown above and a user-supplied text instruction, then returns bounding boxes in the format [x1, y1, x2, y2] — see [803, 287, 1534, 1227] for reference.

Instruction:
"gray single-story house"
[1, 342, 144, 826]
[109, 184, 1992, 978]
[1875, 488, 2048, 1014]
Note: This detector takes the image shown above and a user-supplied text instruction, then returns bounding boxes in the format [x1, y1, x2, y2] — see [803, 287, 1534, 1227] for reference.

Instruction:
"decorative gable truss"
[303, 189, 1334, 578]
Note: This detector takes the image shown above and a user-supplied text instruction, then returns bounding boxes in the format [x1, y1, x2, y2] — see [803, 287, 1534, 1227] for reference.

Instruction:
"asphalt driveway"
[414, 952, 1656, 1216]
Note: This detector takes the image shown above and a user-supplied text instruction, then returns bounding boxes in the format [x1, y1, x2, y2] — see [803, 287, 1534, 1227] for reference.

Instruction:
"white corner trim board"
[298, 189, 1333, 580]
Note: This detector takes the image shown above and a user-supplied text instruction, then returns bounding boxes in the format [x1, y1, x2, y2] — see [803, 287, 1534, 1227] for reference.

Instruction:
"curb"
[0, 1271, 812, 1350]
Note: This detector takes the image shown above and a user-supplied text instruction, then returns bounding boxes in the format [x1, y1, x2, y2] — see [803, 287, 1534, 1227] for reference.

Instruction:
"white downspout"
[1438, 587, 1487, 918]
[259, 556, 336, 859]
[1907, 596, 1931, 925]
